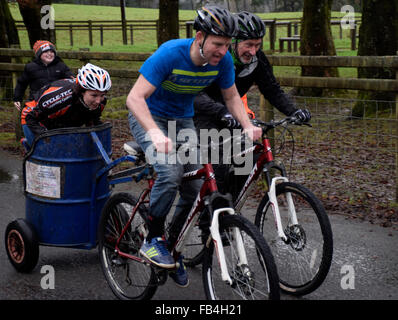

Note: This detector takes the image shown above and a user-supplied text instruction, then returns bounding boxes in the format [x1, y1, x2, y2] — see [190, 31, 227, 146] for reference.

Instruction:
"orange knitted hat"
[33, 40, 56, 58]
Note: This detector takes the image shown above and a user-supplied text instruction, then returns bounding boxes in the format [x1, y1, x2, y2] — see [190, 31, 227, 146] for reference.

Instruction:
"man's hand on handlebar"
[243, 124, 262, 141]
[292, 108, 311, 124]
[148, 128, 172, 153]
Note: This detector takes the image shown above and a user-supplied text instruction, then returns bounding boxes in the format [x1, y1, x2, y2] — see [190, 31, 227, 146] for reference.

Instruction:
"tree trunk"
[157, 0, 179, 47]
[226, 0, 238, 12]
[17, 0, 55, 48]
[352, 0, 398, 117]
[299, 0, 338, 96]
[0, 0, 21, 101]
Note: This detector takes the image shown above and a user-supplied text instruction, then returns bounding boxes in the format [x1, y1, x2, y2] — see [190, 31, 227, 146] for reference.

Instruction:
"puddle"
[0, 167, 12, 183]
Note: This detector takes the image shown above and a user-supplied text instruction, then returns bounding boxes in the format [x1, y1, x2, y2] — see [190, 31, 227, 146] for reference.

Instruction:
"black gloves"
[220, 113, 241, 129]
[293, 109, 311, 123]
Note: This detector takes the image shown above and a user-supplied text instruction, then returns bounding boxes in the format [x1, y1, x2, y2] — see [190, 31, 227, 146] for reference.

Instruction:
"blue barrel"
[23, 123, 112, 249]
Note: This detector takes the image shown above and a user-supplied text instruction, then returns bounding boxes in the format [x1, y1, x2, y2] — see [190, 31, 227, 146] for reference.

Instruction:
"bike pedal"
[153, 267, 168, 286]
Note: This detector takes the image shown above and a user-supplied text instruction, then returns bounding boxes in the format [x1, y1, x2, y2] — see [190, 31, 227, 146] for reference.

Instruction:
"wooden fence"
[1, 48, 395, 91]
[0, 48, 397, 199]
[1, 48, 396, 94]
[14, 18, 360, 50]
[15, 20, 191, 46]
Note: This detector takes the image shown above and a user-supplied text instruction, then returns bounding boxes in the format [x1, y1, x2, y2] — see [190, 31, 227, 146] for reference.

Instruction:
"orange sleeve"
[241, 94, 255, 119]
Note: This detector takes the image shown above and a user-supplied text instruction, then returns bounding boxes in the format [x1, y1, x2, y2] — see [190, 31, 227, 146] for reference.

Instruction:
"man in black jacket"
[13, 40, 73, 111]
[194, 11, 311, 197]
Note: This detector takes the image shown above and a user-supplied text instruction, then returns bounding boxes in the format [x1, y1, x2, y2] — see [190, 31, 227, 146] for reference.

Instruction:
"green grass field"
[8, 3, 359, 53]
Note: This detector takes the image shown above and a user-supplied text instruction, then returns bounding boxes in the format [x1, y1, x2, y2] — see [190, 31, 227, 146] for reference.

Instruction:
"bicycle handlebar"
[252, 116, 311, 134]
[176, 116, 310, 152]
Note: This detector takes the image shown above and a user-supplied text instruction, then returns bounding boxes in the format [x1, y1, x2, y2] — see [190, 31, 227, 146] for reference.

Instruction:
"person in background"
[13, 40, 73, 112]
[193, 11, 311, 198]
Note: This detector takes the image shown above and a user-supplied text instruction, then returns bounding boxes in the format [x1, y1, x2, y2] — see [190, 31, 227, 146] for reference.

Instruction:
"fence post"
[186, 21, 193, 38]
[130, 24, 134, 45]
[69, 24, 73, 47]
[339, 23, 343, 39]
[88, 20, 93, 46]
[294, 23, 299, 36]
[350, 24, 357, 50]
[396, 52, 398, 202]
[259, 95, 275, 149]
[287, 22, 292, 52]
[100, 25, 104, 46]
[269, 20, 276, 52]
[10, 44, 23, 141]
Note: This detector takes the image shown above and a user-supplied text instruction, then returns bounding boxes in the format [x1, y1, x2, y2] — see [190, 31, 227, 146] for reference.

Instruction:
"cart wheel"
[5, 219, 39, 273]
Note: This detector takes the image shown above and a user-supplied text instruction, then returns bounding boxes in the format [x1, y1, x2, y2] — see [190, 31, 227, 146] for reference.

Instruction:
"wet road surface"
[1, 150, 397, 302]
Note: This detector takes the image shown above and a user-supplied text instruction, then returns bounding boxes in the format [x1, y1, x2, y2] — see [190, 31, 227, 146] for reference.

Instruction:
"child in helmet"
[21, 63, 111, 148]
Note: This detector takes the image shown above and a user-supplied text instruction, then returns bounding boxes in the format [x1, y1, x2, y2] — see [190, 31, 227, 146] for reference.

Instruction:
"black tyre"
[5, 219, 39, 273]
[98, 192, 158, 300]
[202, 214, 280, 300]
[255, 182, 333, 296]
[181, 224, 206, 267]
[181, 210, 210, 267]
[166, 209, 209, 268]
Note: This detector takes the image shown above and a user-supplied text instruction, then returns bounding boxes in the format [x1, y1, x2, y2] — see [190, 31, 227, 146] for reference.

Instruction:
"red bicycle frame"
[113, 162, 225, 263]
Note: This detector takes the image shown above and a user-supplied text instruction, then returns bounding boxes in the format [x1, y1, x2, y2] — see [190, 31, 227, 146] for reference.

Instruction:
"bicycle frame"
[109, 160, 246, 285]
[233, 133, 298, 242]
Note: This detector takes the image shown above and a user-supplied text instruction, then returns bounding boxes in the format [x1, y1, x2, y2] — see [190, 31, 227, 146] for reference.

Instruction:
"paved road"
[1, 149, 397, 301]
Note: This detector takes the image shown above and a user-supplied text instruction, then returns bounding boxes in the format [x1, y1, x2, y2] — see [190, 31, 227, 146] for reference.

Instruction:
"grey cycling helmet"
[235, 11, 266, 40]
[194, 6, 238, 38]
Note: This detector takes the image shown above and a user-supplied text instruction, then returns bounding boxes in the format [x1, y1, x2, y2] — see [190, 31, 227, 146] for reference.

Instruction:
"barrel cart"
[4, 123, 137, 273]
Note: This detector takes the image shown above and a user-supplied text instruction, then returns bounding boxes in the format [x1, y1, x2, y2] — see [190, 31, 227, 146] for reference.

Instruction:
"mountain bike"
[97, 141, 280, 300]
[184, 116, 333, 296]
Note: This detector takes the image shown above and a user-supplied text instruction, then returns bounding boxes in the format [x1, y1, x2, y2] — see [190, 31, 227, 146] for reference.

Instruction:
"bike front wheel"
[202, 214, 280, 300]
[181, 224, 206, 267]
[98, 192, 158, 300]
[255, 182, 333, 296]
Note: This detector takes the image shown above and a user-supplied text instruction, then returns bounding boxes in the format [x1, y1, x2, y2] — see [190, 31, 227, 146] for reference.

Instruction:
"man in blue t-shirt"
[126, 6, 262, 287]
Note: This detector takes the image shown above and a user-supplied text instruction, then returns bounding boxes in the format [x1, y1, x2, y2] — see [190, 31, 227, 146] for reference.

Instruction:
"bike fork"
[268, 177, 298, 242]
[209, 208, 248, 286]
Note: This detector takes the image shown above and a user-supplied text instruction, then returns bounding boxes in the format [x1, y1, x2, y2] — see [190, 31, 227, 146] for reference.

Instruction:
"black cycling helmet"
[235, 11, 266, 40]
[194, 6, 238, 38]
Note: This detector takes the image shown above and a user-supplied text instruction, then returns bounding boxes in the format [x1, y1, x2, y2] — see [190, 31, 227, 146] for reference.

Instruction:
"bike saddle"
[123, 141, 144, 156]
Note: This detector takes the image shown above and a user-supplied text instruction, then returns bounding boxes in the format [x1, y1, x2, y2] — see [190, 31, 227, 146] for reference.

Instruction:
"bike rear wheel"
[202, 214, 280, 300]
[98, 192, 158, 300]
[255, 182, 333, 296]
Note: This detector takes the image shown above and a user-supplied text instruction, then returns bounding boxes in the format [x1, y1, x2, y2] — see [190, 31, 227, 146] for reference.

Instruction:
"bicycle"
[97, 141, 280, 300]
[183, 116, 333, 296]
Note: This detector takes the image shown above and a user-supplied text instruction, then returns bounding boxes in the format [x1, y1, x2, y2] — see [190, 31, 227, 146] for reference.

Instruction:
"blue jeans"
[128, 113, 202, 227]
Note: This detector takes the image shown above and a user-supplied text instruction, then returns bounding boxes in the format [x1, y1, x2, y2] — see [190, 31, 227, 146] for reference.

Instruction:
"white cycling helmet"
[77, 63, 111, 91]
